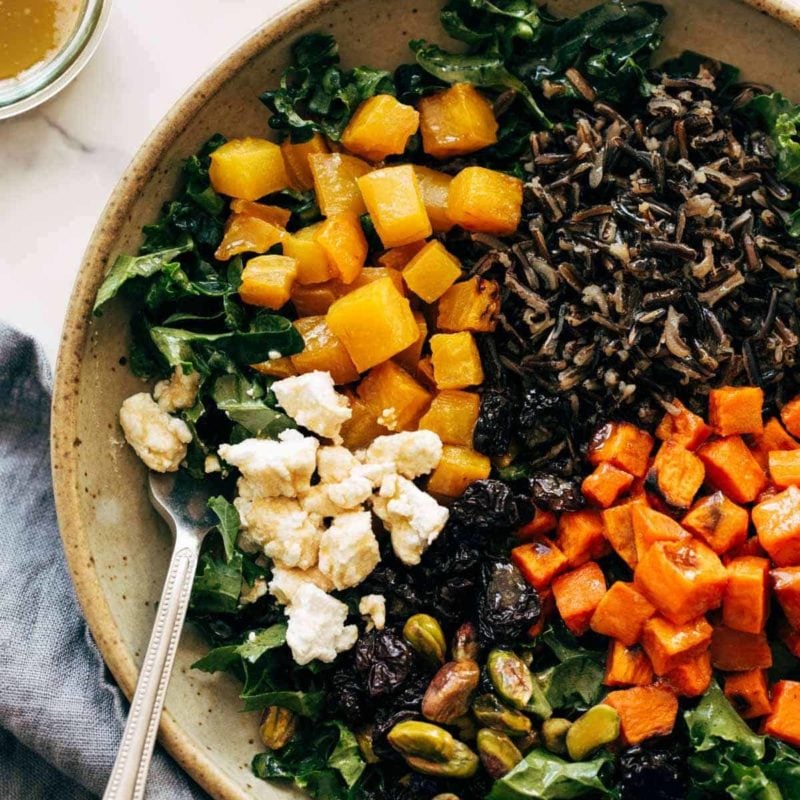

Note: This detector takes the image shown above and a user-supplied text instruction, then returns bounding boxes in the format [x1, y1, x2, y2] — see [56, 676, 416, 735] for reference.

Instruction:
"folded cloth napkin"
[0, 322, 209, 800]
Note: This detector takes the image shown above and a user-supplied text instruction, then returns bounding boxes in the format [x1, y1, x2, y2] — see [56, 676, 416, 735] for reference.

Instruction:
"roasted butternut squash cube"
[552, 562, 607, 636]
[589, 421, 654, 479]
[710, 625, 773, 671]
[427, 445, 491, 497]
[764, 681, 800, 747]
[340, 391, 388, 450]
[681, 491, 749, 555]
[430, 332, 484, 390]
[290, 315, 359, 385]
[590, 582, 655, 646]
[291, 282, 341, 316]
[724, 670, 772, 719]
[414, 166, 454, 232]
[448, 166, 522, 235]
[557, 510, 608, 568]
[603, 686, 678, 746]
[601, 502, 640, 569]
[341, 94, 419, 161]
[419, 390, 480, 447]
[357, 164, 432, 248]
[752, 485, 800, 566]
[722, 556, 770, 635]
[419, 83, 498, 159]
[512, 540, 568, 591]
[357, 361, 432, 432]
[239, 255, 297, 310]
[640, 615, 712, 675]
[709, 386, 764, 437]
[394, 312, 428, 374]
[281, 133, 329, 191]
[314, 213, 368, 284]
[604, 641, 654, 688]
[437, 277, 500, 333]
[697, 436, 767, 504]
[209, 137, 289, 200]
[655, 399, 712, 451]
[230, 199, 291, 227]
[663, 650, 712, 698]
[402, 240, 462, 303]
[283, 223, 334, 285]
[215, 214, 286, 261]
[772, 566, 800, 629]
[751, 417, 800, 470]
[308, 152, 371, 216]
[326, 276, 419, 372]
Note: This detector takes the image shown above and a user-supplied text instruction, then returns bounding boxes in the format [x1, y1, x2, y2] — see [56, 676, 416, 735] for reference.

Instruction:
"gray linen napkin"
[0, 322, 209, 800]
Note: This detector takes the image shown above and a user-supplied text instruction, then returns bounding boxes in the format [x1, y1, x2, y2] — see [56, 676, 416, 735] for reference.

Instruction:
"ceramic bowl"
[52, 1, 800, 798]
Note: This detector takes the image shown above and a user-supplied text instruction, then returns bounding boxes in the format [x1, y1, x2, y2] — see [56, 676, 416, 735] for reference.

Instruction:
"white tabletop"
[0, 0, 293, 364]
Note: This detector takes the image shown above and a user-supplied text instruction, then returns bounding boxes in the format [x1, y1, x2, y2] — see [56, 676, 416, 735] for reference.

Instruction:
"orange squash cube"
[681, 491, 749, 555]
[308, 152, 371, 216]
[641, 615, 713, 675]
[781, 397, 800, 438]
[750, 417, 799, 470]
[375, 241, 427, 271]
[518, 507, 558, 540]
[250, 356, 297, 379]
[437, 277, 500, 333]
[339, 391, 387, 450]
[348, 266, 406, 295]
[655, 399, 712, 451]
[604, 641, 654, 688]
[314, 213, 368, 284]
[590, 582, 655, 646]
[402, 240, 462, 303]
[283, 223, 334, 285]
[430, 332, 484, 390]
[291, 282, 341, 316]
[419, 83, 498, 159]
[601, 502, 639, 569]
[631, 505, 690, 561]
[209, 137, 289, 200]
[552, 561, 607, 636]
[327, 276, 419, 372]
[722, 556, 770, 634]
[417, 357, 436, 389]
[448, 166, 522, 235]
[239, 255, 297, 310]
[280, 133, 329, 190]
[662, 650, 712, 697]
[357, 164, 432, 248]
[229, 199, 292, 228]
[512, 540, 568, 591]
[427, 445, 491, 497]
[589, 422, 654, 478]
[634, 539, 728, 624]
[771, 566, 800, 628]
[341, 94, 419, 161]
[724, 670, 772, 719]
[697, 436, 768, 504]
[419, 390, 480, 447]
[394, 312, 428, 374]
[557, 510, 608, 568]
[752, 485, 800, 566]
[215, 214, 286, 261]
[290, 316, 359, 385]
[646, 440, 705, 510]
[764, 681, 800, 747]
[603, 686, 678, 746]
[357, 361, 432, 432]
[710, 626, 772, 671]
[582, 463, 634, 508]
[414, 166, 454, 232]
[769, 450, 800, 488]
[708, 386, 764, 437]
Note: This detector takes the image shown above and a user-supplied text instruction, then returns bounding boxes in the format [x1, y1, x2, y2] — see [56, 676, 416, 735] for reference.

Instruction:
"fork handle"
[103, 527, 201, 800]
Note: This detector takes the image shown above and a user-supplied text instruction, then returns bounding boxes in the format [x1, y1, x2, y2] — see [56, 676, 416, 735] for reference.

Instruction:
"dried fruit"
[452, 621, 480, 662]
[487, 649, 534, 709]
[258, 706, 297, 751]
[542, 718, 573, 756]
[403, 614, 447, 666]
[566, 704, 621, 761]
[474, 389, 516, 456]
[472, 693, 533, 738]
[476, 728, 523, 778]
[478, 561, 541, 645]
[354, 628, 415, 698]
[449, 480, 533, 538]
[619, 738, 689, 800]
[422, 660, 481, 723]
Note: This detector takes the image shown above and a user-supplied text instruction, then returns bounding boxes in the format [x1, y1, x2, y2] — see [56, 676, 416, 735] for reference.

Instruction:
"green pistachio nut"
[514, 729, 541, 755]
[565, 705, 620, 761]
[476, 728, 524, 779]
[471, 693, 533, 738]
[451, 714, 478, 742]
[541, 717, 572, 756]
[355, 725, 379, 764]
[422, 660, 481, 724]
[387, 720, 456, 763]
[258, 706, 297, 751]
[487, 649, 534, 710]
[451, 621, 479, 662]
[403, 614, 447, 665]
[406, 740, 479, 779]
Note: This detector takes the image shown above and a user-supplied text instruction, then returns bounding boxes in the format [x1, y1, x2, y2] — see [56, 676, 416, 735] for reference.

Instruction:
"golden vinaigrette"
[0, 0, 79, 80]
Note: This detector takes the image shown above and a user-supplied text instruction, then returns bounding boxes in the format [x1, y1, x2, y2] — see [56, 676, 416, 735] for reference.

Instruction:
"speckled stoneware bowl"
[52, 0, 800, 797]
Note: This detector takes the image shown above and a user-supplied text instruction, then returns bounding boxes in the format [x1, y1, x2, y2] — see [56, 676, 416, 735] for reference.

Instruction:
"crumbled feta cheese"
[268, 350, 282, 360]
[235, 496, 322, 569]
[284, 584, 358, 665]
[364, 431, 443, 480]
[272, 371, 352, 443]
[153, 365, 201, 412]
[119, 393, 192, 473]
[326, 475, 373, 509]
[239, 577, 268, 605]
[219, 430, 318, 498]
[377, 406, 399, 431]
[372, 474, 449, 566]
[268, 565, 334, 605]
[317, 446, 361, 483]
[204, 454, 221, 474]
[359, 594, 386, 631]
[318, 511, 380, 590]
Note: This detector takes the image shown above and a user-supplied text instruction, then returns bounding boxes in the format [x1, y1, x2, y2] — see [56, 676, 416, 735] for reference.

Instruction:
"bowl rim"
[51, 1, 800, 798]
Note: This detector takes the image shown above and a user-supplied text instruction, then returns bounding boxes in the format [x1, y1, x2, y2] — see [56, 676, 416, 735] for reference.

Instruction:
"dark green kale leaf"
[191, 552, 243, 614]
[746, 92, 800, 186]
[440, 0, 542, 57]
[192, 623, 288, 672]
[260, 33, 394, 143]
[212, 373, 296, 438]
[207, 496, 240, 563]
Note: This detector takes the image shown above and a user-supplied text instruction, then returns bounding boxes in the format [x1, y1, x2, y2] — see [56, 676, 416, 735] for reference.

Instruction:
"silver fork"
[103, 470, 219, 800]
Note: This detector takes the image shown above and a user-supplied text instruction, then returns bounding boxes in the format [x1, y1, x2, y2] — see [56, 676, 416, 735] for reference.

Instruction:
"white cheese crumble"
[119, 393, 192, 473]
[359, 594, 386, 631]
[269, 565, 334, 605]
[204, 454, 222, 474]
[363, 431, 443, 481]
[318, 511, 380, 590]
[317, 446, 361, 483]
[272, 371, 352, 443]
[153, 365, 201, 413]
[239, 577, 268, 605]
[284, 584, 358, 665]
[372, 474, 449, 566]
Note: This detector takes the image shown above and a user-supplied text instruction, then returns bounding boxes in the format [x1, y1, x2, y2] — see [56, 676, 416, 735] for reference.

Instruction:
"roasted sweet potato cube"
[681, 491, 749, 555]
[641, 615, 713, 675]
[604, 641, 654, 688]
[722, 556, 770, 635]
[209, 137, 289, 200]
[341, 94, 419, 161]
[655, 399, 712, 451]
[663, 650, 712, 698]
[589, 422, 654, 478]
[601, 502, 639, 569]
[590, 582, 656, 646]
[557, 510, 608, 568]
[281, 133, 329, 191]
[769, 450, 800, 489]
[517, 507, 558, 540]
[764, 681, 800, 746]
[709, 386, 764, 436]
[290, 316, 359, 385]
[697, 436, 768, 504]
[582, 463, 634, 508]
[414, 166, 454, 232]
[552, 562, 607, 636]
[781, 397, 800, 439]
[646, 440, 705, 510]
[779, 620, 800, 657]
[308, 152, 371, 216]
[437, 277, 500, 333]
[512, 539, 568, 591]
[771, 567, 800, 629]
[447, 166, 523, 235]
[418, 390, 480, 447]
[749, 417, 799, 470]
[753, 485, 800, 567]
[724, 670, 772, 719]
[634, 539, 728, 624]
[632, 504, 691, 561]
[357, 360, 431, 432]
[402, 240, 462, 303]
[710, 626, 772, 671]
[603, 686, 678, 746]
[427, 445, 491, 497]
[430, 332, 484, 390]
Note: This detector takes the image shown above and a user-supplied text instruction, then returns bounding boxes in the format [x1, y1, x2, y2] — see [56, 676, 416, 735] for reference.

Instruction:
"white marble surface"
[0, 0, 294, 363]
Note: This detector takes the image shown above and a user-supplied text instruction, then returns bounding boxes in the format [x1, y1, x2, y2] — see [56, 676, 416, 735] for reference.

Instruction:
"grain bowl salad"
[94, 1, 800, 797]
